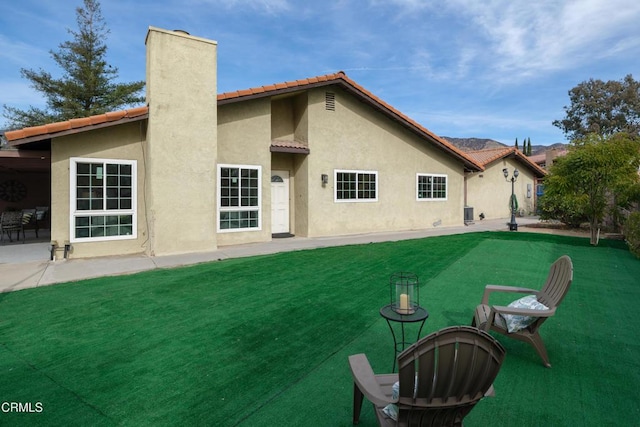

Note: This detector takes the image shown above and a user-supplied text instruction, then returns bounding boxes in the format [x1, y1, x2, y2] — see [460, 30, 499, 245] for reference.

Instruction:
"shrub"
[539, 193, 588, 228]
[624, 212, 640, 258]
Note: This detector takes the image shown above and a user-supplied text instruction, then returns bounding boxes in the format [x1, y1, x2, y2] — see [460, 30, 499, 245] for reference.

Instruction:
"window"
[218, 164, 262, 231]
[335, 170, 378, 202]
[417, 174, 447, 201]
[70, 158, 137, 242]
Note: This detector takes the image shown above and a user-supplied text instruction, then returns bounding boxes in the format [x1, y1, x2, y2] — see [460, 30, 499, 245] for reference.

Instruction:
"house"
[3, 27, 515, 260]
[465, 147, 547, 220]
[528, 148, 567, 170]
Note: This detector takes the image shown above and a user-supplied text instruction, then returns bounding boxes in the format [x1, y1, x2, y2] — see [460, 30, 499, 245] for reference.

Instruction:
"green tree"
[2, 0, 144, 129]
[514, 137, 519, 150]
[527, 138, 532, 155]
[539, 133, 640, 245]
[553, 75, 640, 140]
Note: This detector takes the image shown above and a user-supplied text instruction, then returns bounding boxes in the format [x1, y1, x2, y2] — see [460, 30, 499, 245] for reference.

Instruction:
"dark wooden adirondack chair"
[472, 255, 573, 367]
[348, 326, 506, 426]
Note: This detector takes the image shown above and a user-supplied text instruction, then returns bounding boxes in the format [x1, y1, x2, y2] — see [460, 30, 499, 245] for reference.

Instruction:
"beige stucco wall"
[145, 27, 218, 256]
[50, 121, 147, 258]
[293, 155, 310, 236]
[216, 99, 272, 246]
[304, 87, 465, 237]
[216, 86, 468, 242]
[466, 158, 538, 220]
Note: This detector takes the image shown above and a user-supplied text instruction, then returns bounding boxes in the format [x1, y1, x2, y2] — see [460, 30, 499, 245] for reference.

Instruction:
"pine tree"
[528, 138, 532, 155]
[2, 0, 144, 129]
[515, 137, 519, 150]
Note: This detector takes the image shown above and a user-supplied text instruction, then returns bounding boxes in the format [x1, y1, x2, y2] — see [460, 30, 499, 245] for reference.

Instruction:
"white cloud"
[373, 0, 640, 84]
[0, 35, 49, 69]
[448, 0, 640, 80]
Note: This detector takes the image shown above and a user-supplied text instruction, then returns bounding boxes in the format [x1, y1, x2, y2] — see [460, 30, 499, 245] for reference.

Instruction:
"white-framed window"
[416, 174, 447, 201]
[334, 170, 378, 202]
[70, 157, 137, 242]
[218, 164, 262, 232]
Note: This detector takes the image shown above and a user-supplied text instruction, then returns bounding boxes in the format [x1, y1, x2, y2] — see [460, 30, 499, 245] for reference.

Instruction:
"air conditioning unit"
[464, 206, 474, 225]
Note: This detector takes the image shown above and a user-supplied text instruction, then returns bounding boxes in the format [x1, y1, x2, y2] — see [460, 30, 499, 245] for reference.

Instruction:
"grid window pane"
[220, 167, 240, 207]
[432, 176, 446, 198]
[417, 174, 447, 200]
[74, 214, 134, 239]
[219, 166, 260, 230]
[73, 159, 136, 241]
[357, 173, 376, 199]
[219, 210, 259, 230]
[76, 162, 102, 211]
[336, 171, 376, 201]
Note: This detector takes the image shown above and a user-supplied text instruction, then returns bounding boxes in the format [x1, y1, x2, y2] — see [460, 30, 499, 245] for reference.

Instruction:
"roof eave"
[8, 114, 148, 147]
[217, 80, 338, 105]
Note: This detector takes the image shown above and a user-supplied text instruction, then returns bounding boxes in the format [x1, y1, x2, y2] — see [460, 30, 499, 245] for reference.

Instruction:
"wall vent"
[325, 92, 336, 111]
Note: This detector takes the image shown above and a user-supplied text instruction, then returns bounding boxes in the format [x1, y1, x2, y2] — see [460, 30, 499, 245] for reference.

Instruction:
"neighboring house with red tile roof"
[465, 147, 547, 221]
[3, 27, 499, 260]
[528, 148, 567, 170]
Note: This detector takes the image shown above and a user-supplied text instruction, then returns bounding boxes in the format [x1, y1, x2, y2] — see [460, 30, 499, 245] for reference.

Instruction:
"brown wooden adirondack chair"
[472, 255, 573, 368]
[348, 325, 506, 427]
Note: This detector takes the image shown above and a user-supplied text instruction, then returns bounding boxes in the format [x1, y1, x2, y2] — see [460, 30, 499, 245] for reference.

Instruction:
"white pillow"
[382, 381, 400, 421]
[500, 295, 548, 333]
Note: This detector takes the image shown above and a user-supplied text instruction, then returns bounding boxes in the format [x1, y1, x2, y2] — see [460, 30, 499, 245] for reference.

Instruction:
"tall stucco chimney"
[144, 27, 218, 256]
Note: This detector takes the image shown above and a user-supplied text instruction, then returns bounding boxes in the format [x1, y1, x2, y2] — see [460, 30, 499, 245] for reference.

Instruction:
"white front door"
[271, 171, 290, 234]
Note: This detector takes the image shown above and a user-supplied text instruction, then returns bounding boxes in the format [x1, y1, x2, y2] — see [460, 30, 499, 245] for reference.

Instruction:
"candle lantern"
[390, 272, 419, 315]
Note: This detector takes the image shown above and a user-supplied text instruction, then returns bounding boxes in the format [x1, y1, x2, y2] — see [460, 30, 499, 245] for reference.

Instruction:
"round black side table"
[379, 304, 429, 372]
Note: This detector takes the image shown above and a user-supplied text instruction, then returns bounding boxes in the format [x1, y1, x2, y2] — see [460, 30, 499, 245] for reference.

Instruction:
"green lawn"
[0, 232, 638, 426]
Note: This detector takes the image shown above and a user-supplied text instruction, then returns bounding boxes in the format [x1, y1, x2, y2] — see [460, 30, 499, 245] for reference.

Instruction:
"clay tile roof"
[69, 117, 92, 128]
[5, 106, 150, 145]
[467, 147, 547, 177]
[46, 121, 72, 134]
[270, 139, 310, 154]
[528, 153, 545, 163]
[466, 147, 516, 165]
[22, 125, 48, 138]
[216, 71, 346, 103]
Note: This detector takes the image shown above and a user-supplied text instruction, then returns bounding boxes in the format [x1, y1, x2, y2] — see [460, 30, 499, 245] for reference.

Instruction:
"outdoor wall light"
[503, 168, 519, 231]
[321, 174, 328, 185]
[390, 272, 419, 315]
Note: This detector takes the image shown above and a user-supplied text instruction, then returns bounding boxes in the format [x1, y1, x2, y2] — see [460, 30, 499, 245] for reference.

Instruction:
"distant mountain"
[443, 137, 566, 156]
[531, 143, 567, 155]
[442, 137, 506, 151]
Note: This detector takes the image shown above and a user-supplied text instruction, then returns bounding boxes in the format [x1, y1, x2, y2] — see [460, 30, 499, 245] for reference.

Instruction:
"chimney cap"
[173, 29, 190, 35]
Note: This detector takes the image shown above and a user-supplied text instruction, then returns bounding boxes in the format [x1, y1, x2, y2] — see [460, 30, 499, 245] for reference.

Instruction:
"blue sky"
[1, 0, 639, 146]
